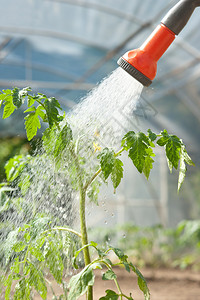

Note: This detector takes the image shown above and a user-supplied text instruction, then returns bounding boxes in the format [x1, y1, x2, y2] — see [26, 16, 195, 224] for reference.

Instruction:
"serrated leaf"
[13, 241, 26, 252]
[44, 239, 64, 283]
[112, 247, 127, 260]
[11, 257, 20, 274]
[3, 95, 16, 118]
[28, 263, 47, 299]
[18, 173, 30, 195]
[97, 148, 115, 180]
[29, 245, 44, 261]
[122, 131, 150, 173]
[68, 263, 100, 300]
[102, 269, 117, 280]
[178, 145, 195, 191]
[42, 124, 57, 154]
[36, 105, 47, 122]
[4, 274, 13, 300]
[13, 278, 31, 300]
[25, 111, 41, 140]
[44, 97, 62, 127]
[5, 155, 31, 182]
[27, 95, 35, 107]
[12, 87, 23, 108]
[178, 146, 186, 192]
[4, 228, 19, 263]
[24, 106, 36, 113]
[147, 129, 157, 142]
[111, 158, 123, 189]
[54, 124, 73, 159]
[130, 263, 150, 300]
[87, 179, 100, 204]
[157, 130, 182, 170]
[143, 148, 155, 179]
[99, 289, 119, 300]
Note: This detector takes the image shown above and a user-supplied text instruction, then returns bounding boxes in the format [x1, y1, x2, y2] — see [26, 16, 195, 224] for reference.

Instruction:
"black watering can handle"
[161, 0, 200, 35]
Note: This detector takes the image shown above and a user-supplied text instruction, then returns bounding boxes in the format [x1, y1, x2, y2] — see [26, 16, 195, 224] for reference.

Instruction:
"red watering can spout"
[118, 0, 200, 86]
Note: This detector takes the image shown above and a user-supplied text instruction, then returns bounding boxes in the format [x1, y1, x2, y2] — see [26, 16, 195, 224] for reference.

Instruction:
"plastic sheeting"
[0, 0, 200, 227]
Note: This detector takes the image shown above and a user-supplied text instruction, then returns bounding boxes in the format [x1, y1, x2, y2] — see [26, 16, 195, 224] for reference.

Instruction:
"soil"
[32, 267, 200, 300]
[85, 268, 200, 300]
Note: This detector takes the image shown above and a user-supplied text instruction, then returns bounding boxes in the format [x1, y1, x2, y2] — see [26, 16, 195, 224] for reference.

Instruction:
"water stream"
[0, 67, 143, 263]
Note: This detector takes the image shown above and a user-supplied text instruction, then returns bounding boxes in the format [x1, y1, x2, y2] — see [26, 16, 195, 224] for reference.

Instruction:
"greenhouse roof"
[0, 0, 200, 152]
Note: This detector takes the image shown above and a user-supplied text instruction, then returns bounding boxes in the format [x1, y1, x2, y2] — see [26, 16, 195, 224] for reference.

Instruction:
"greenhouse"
[0, 0, 200, 299]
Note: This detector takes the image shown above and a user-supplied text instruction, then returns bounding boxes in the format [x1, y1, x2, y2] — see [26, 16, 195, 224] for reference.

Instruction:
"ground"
[87, 268, 200, 300]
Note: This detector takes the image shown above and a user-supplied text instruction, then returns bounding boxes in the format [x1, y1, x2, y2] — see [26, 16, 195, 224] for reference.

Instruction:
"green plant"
[0, 87, 194, 299]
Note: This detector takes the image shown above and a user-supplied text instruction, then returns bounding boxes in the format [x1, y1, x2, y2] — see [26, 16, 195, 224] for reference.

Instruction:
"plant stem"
[79, 188, 93, 300]
[71, 146, 93, 300]
[83, 168, 101, 191]
[114, 147, 124, 157]
[42, 227, 82, 238]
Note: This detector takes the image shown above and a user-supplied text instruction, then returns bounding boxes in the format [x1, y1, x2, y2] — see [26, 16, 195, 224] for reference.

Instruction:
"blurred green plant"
[0, 137, 30, 181]
[89, 220, 200, 270]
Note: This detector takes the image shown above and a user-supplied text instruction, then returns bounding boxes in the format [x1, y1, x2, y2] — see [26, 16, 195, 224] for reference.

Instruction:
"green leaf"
[68, 263, 100, 300]
[4, 228, 19, 263]
[122, 131, 150, 173]
[3, 94, 16, 118]
[42, 124, 57, 154]
[36, 105, 47, 122]
[99, 289, 119, 300]
[12, 87, 27, 108]
[43, 97, 62, 127]
[87, 179, 100, 204]
[130, 263, 150, 300]
[27, 95, 35, 107]
[112, 247, 130, 272]
[11, 257, 20, 274]
[28, 263, 47, 299]
[18, 173, 31, 195]
[24, 111, 41, 140]
[29, 245, 44, 261]
[90, 241, 98, 247]
[111, 158, 123, 189]
[4, 274, 13, 300]
[112, 247, 125, 260]
[143, 148, 155, 179]
[13, 241, 26, 252]
[5, 155, 31, 182]
[44, 239, 64, 284]
[54, 124, 73, 159]
[147, 129, 157, 142]
[97, 148, 115, 180]
[157, 130, 182, 171]
[13, 278, 31, 300]
[178, 145, 195, 191]
[102, 269, 117, 280]
[24, 106, 36, 113]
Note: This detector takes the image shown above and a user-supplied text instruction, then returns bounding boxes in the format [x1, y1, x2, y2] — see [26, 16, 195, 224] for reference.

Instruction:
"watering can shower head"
[117, 0, 200, 86]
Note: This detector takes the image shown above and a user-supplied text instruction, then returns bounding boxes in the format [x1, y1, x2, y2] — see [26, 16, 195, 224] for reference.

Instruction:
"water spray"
[118, 0, 200, 86]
